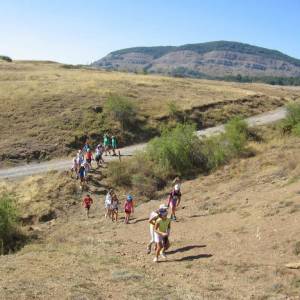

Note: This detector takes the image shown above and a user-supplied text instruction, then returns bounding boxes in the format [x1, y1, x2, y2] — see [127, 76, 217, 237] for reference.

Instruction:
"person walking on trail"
[168, 184, 181, 221]
[124, 195, 134, 224]
[105, 189, 113, 219]
[95, 144, 104, 167]
[153, 208, 171, 263]
[147, 204, 168, 254]
[82, 194, 93, 218]
[172, 177, 181, 192]
[85, 149, 93, 169]
[83, 140, 91, 154]
[103, 133, 111, 156]
[77, 149, 84, 166]
[111, 192, 119, 222]
[78, 163, 87, 190]
[71, 156, 79, 179]
[111, 135, 118, 156]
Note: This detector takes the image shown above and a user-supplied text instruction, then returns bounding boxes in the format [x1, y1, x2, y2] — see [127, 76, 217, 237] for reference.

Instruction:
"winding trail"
[0, 107, 286, 180]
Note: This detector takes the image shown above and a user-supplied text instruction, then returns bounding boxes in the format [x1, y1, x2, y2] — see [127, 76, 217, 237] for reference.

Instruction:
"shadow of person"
[167, 245, 206, 255]
[173, 254, 213, 262]
[133, 218, 149, 224]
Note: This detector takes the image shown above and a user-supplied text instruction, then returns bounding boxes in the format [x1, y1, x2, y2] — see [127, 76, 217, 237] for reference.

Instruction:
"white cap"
[174, 184, 180, 191]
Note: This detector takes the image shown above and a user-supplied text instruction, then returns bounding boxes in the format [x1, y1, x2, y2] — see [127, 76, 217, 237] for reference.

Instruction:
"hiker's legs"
[156, 242, 162, 259]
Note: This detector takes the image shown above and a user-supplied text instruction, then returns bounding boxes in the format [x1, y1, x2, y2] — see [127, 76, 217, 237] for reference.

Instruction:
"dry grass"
[0, 60, 299, 166]
[0, 171, 79, 224]
[1, 133, 300, 298]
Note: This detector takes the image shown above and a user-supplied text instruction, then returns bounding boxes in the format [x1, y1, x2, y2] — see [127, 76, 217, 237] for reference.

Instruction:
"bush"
[104, 95, 137, 130]
[200, 135, 227, 170]
[147, 123, 204, 176]
[0, 55, 12, 62]
[224, 117, 248, 154]
[0, 194, 20, 254]
[200, 117, 249, 170]
[281, 103, 300, 134]
[107, 117, 250, 199]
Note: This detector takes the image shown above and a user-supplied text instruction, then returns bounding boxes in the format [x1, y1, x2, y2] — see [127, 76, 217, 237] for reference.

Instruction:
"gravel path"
[0, 107, 286, 180]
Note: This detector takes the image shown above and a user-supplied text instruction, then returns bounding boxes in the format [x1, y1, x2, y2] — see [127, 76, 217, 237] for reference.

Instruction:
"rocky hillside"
[92, 41, 300, 78]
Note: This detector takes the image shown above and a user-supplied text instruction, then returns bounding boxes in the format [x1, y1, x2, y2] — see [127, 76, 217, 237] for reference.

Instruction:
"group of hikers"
[74, 134, 182, 263]
[71, 133, 118, 189]
[82, 177, 182, 263]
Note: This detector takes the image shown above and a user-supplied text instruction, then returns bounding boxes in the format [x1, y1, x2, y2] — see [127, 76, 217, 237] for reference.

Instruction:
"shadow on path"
[173, 253, 213, 262]
[167, 245, 206, 255]
[133, 218, 149, 224]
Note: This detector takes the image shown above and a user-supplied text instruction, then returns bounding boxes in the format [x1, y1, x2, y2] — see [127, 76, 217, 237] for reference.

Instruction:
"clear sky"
[1, 0, 300, 64]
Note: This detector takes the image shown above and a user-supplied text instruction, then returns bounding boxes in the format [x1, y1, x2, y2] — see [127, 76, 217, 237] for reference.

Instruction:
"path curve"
[0, 107, 287, 180]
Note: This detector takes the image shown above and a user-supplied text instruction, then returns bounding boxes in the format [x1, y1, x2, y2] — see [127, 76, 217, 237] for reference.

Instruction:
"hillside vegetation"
[0, 121, 300, 298]
[93, 40, 300, 80]
[1, 59, 300, 166]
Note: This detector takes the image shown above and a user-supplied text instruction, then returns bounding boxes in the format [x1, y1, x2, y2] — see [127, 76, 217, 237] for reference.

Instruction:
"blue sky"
[1, 0, 300, 64]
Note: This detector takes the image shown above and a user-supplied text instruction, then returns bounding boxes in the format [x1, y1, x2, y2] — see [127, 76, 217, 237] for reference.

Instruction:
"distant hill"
[92, 41, 300, 80]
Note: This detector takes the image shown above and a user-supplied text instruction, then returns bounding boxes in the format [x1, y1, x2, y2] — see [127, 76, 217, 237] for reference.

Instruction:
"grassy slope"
[0, 133, 300, 299]
[1, 60, 300, 166]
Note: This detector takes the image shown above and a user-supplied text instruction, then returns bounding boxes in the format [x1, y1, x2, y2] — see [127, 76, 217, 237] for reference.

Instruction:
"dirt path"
[0, 107, 286, 180]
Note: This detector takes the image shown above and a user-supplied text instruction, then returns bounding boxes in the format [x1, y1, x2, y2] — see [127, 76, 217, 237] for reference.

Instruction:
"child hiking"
[82, 194, 93, 218]
[147, 204, 168, 254]
[124, 195, 134, 224]
[103, 133, 111, 156]
[111, 135, 118, 156]
[168, 184, 181, 221]
[78, 163, 87, 190]
[111, 193, 119, 222]
[105, 189, 113, 219]
[153, 207, 171, 263]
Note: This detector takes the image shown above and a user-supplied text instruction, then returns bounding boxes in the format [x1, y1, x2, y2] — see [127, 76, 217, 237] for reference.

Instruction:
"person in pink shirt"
[124, 195, 134, 224]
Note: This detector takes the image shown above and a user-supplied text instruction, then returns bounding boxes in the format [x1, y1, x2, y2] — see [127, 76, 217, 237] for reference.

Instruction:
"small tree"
[0, 194, 19, 254]
[104, 95, 137, 130]
[167, 101, 180, 120]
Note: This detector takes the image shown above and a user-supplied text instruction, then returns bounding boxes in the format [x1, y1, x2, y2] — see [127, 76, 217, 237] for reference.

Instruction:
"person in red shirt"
[85, 149, 93, 169]
[82, 194, 93, 218]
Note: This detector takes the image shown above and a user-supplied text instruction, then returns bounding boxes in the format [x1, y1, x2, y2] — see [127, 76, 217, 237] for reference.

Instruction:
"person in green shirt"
[111, 135, 118, 156]
[153, 208, 171, 263]
[103, 133, 111, 156]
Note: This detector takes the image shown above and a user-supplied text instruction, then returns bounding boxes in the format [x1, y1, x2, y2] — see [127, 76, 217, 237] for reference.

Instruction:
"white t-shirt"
[105, 193, 112, 205]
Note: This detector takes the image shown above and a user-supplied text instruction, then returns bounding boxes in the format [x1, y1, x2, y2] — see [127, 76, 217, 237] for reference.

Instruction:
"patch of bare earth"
[1, 137, 300, 299]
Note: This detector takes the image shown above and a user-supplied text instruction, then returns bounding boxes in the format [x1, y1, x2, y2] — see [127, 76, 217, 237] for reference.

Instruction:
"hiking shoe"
[153, 257, 158, 263]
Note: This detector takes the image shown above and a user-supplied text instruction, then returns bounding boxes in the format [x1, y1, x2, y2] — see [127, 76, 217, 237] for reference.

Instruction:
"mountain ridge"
[92, 41, 300, 79]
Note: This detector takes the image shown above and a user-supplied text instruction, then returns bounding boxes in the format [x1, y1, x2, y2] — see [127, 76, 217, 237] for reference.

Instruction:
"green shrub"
[0, 194, 19, 254]
[147, 123, 204, 175]
[0, 55, 12, 62]
[167, 101, 180, 119]
[107, 117, 250, 198]
[200, 135, 227, 170]
[200, 117, 248, 170]
[224, 117, 248, 155]
[281, 103, 300, 134]
[104, 94, 137, 130]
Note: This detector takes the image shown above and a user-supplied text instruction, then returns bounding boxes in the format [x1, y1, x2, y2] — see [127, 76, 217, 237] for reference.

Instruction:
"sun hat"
[158, 208, 168, 217]
[127, 195, 133, 201]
